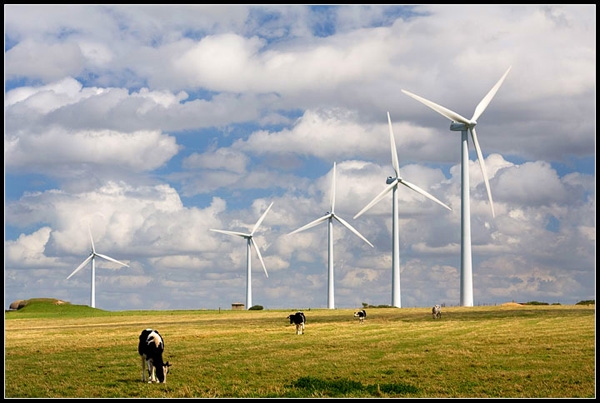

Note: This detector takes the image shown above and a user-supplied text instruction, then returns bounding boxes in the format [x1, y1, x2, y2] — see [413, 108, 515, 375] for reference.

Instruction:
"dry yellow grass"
[5, 304, 595, 398]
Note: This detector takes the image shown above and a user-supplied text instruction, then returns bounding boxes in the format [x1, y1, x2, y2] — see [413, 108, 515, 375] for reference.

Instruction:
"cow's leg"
[141, 355, 146, 382]
[148, 359, 155, 383]
[301, 323, 305, 334]
[160, 365, 168, 384]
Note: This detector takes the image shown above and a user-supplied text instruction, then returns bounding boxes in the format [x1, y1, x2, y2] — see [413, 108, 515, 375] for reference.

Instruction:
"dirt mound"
[501, 302, 523, 307]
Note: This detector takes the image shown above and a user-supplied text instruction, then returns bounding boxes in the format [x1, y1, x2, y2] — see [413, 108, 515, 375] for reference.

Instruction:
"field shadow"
[284, 376, 419, 397]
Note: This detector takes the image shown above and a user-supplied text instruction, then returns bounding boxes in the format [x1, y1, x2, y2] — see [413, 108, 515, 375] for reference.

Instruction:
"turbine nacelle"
[386, 176, 396, 184]
[450, 121, 474, 131]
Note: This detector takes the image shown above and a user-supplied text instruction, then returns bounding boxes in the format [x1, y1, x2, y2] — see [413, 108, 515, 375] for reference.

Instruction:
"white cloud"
[4, 5, 595, 310]
[5, 227, 62, 268]
[5, 127, 179, 175]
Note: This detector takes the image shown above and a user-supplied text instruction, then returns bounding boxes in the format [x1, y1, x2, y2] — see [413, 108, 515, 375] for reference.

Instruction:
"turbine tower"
[288, 162, 374, 309]
[210, 202, 273, 310]
[354, 112, 451, 308]
[66, 227, 129, 308]
[401, 66, 511, 306]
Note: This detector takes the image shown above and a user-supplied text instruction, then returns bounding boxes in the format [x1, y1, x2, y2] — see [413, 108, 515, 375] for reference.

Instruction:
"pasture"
[4, 302, 595, 398]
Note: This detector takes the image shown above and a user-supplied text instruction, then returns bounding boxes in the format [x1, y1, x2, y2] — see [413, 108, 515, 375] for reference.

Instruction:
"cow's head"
[156, 361, 172, 383]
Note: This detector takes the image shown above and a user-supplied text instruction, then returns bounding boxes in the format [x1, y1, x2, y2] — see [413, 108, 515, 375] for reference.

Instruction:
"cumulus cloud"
[5, 227, 62, 268]
[4, 5, 595, 310]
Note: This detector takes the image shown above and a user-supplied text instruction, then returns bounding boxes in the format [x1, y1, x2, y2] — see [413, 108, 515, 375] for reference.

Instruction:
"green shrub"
[361, 303, 393, 308]
[249, 305, 264, 310]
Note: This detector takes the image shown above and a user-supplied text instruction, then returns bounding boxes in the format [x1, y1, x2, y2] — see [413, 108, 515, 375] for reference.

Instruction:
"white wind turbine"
[354, 112, 452, 308]
[210, 202, 273, 310]
[401, 66, 511, 307]
[288, 162, 374, 309]
[66, 227, 129, 308]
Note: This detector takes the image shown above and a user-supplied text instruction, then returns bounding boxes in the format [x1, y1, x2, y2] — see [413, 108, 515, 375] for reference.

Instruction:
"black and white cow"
[432, 304, 442, 319]
[138, 328, 171, 383]
[287, 311, 306, 335]
[353, 309, 367, 324]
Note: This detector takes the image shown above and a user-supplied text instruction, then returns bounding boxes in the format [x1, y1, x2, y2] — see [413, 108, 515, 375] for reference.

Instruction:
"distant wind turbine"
[401, 66, 511, 307]
[210, 202, 273, 310]
[66, 227, 129, 308]
[354, 112, 452, 308]
[288, 162, 374, 309]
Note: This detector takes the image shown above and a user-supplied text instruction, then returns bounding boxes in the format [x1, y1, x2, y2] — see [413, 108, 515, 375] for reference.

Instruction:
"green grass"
[4, 301, 595, 398]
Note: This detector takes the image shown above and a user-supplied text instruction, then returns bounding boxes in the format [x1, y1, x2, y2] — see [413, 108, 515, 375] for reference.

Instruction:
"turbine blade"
[333, 214, 374, 247]
[401, 89, 471, 124]
[388, 112, 400, 177]
[288, 215, 330, 235]
[472, 66, 511, 122]
[399, 179, 452, 211]
[210, 229, 249, 238]
[354, 180, 397, 219]
[95, 253, 129, 267]
[251, 202, 274, 235]
[330, 162, 336, 214]
[250, 238, 269, 278]
[88, 226, 96, 254]
[470, 127, 495, 217]
[67, 254, 93, 279]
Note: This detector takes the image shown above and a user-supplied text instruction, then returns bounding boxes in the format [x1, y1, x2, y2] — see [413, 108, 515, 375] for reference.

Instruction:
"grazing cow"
[287, 311, 306, 335]
[138, 328, 171, 383]
[432, 304, 442, 319]
[353, 309, 367, 324]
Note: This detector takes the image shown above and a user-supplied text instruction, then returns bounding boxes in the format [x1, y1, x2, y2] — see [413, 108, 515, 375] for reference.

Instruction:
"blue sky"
[4, 5, 595, 311]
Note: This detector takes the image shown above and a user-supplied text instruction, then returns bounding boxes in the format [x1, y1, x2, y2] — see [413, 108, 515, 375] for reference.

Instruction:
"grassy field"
[4, 300, 596, 398]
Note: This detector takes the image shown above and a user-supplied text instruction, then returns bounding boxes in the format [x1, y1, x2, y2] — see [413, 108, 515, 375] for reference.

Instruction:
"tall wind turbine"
[401, 67, 511, 307]
[66, 227, 129, 308]
[288, 162, 374, 309]
[354, 112, 452, 308]
[210, 202, 273, 310]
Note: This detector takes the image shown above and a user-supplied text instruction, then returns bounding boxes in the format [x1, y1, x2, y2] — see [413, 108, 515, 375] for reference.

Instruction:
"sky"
[4, 5, 596, 311]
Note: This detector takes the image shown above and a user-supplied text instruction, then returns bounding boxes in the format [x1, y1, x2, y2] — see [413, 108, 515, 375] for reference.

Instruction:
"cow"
[138, 328, 171, 383]
[432, 304, 442, 319]
[287, 311, 306, 335]
[353, 309, 367, 324]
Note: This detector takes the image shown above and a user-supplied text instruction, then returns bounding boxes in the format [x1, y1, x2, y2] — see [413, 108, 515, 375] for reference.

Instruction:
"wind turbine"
[210, 202, 273, 310]
[401, 66, 511, 307]
[288, 162, 374, 309]
[66, 227, 129, 308]
[354, 112, 452, 308]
